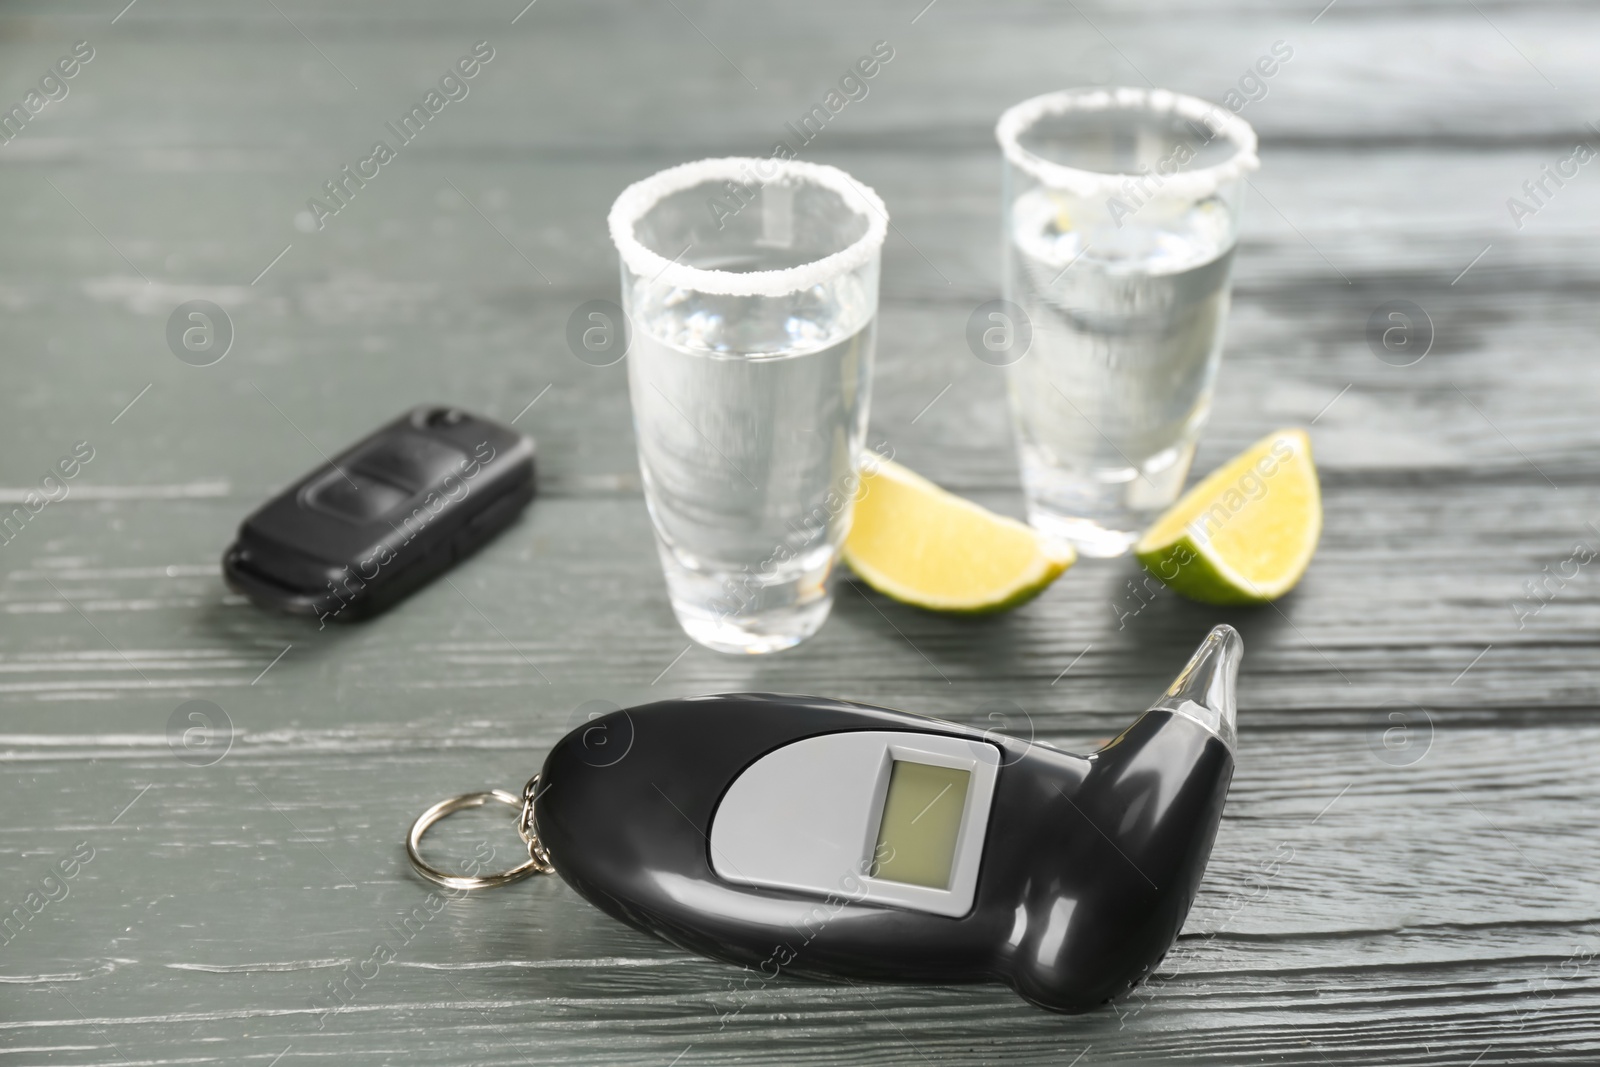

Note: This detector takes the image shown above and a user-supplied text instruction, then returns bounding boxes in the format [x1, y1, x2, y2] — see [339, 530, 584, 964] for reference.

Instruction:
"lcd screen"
[871, 760, 971, 889]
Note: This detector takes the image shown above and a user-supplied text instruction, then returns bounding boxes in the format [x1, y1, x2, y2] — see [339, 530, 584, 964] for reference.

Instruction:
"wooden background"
[2, 1, 1597, 1063]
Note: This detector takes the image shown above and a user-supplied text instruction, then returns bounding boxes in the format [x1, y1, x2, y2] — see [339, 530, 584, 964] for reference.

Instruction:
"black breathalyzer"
[409, 626, 1243, 1014]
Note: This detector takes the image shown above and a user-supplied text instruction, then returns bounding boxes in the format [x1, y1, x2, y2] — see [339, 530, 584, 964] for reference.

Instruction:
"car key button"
[303, 469, 411, 522]
[354, 431, 468, 492]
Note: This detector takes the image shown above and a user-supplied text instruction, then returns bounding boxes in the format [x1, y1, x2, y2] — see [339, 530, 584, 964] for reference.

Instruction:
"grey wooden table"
[3, 1, 1598, 1063]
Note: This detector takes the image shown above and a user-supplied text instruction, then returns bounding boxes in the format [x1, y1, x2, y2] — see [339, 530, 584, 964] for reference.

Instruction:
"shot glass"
[995, 88, 1259, 557]
[608, 157, 887, 654]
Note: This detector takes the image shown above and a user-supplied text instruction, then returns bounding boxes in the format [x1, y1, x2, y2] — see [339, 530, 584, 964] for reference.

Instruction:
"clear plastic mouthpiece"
[1149, 624, 1241, 752]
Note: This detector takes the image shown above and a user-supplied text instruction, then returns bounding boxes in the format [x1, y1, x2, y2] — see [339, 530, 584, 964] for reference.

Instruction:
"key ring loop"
[406, 775, 554, 890]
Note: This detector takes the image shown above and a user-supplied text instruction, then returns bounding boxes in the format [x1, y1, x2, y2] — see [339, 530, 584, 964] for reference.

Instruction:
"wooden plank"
[0, 478, 1596, 734]
[4, 146, 1598, 500]
[3, 0, 1597, 151]
[3, 728, 1596, 1064]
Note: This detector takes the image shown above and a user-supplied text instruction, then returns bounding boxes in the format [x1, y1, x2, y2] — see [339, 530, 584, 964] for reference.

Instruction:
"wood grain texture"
[2, 1, 1597, 1064]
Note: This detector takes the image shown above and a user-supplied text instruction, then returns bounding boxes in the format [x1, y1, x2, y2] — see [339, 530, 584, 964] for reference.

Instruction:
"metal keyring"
[406, 775, 554, 890]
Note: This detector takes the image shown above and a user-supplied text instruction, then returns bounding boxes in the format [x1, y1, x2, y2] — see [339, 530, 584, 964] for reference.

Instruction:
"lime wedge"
[843, 459, 1075, 613]
[1135, 429, 1322, 605]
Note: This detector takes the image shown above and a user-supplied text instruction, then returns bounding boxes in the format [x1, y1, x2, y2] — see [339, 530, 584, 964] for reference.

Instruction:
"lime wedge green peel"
[1135, 429, 1322, 606]
[843, 459, 1075, 614]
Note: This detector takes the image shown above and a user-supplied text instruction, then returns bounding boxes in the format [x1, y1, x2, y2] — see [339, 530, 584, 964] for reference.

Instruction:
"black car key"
[223, 406, 535, 624]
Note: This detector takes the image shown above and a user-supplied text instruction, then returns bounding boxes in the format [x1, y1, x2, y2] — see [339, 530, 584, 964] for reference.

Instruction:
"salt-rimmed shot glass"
[607, 157, 887, 654]
[995, 88, 1259, 557]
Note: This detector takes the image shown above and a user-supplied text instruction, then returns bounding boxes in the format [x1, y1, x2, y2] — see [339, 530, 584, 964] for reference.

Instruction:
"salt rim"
[607, 157, 888, 298]
[996, 87, 1259, 200]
